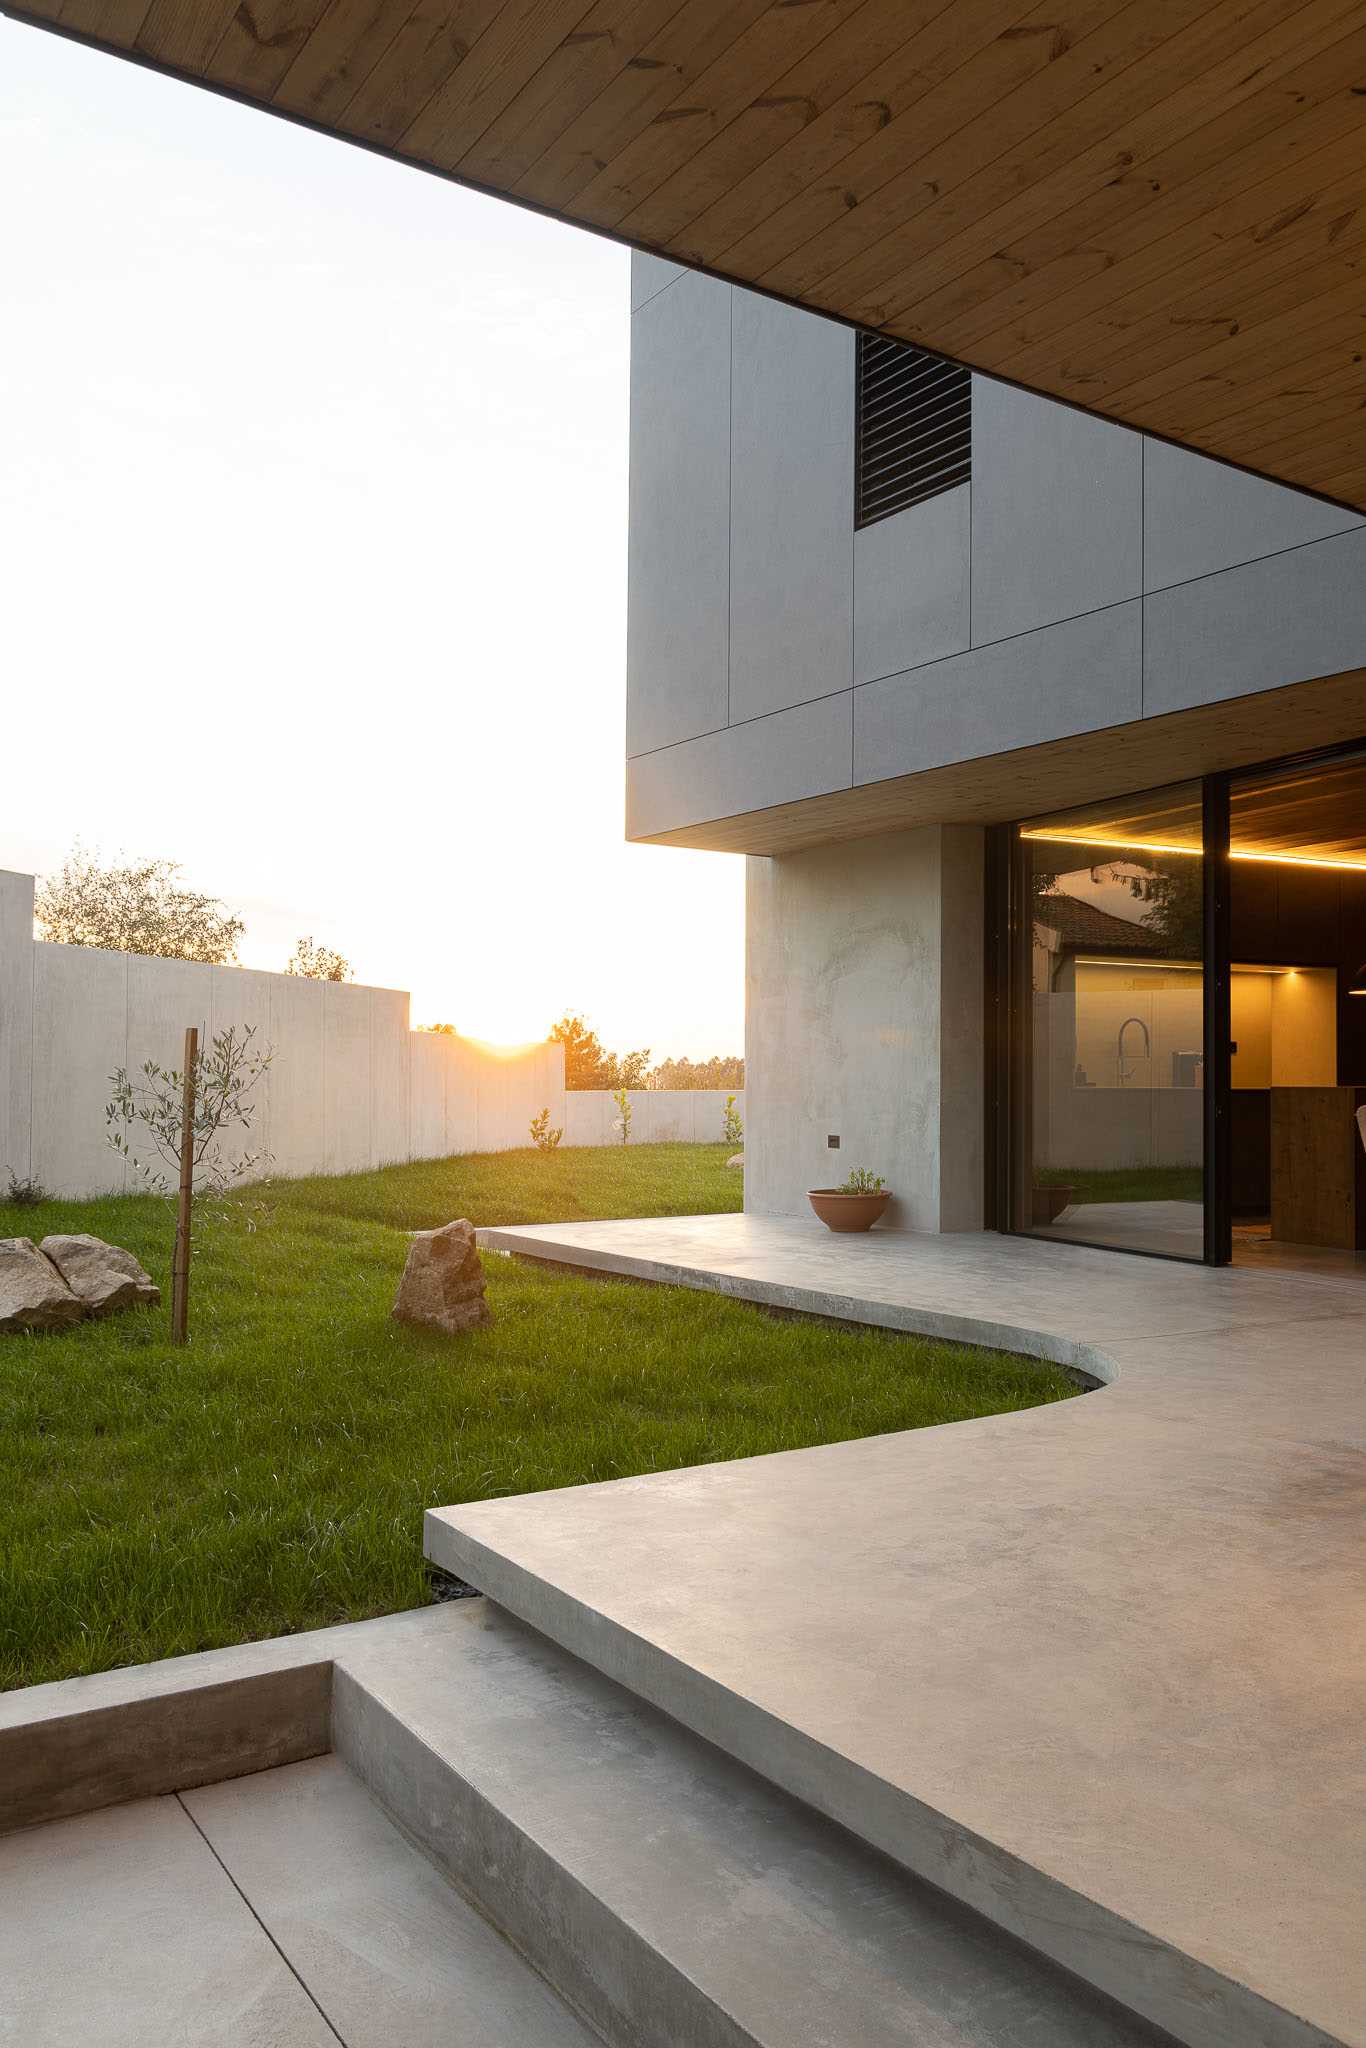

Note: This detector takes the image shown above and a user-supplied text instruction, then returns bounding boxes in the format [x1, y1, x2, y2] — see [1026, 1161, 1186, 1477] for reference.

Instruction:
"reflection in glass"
[1017, 782, 1204, 1259]
[1227, 744, 1366, 1263]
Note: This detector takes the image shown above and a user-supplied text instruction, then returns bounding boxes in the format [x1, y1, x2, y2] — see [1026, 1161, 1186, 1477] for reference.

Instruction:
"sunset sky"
[0, 19, 745, 1059]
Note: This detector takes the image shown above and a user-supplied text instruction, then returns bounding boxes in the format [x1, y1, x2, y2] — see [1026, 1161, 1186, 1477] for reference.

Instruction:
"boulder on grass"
[726, 1152, 744, 1170]
[0, 1237, 86, 1334]
[393, 1219, 492, 1336]
[40, 1235, 160, 1317]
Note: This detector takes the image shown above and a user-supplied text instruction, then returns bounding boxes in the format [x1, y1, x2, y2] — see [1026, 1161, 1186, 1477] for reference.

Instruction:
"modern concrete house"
[627, 252, 1366, 1263]
[6, 7, 1366, 2046]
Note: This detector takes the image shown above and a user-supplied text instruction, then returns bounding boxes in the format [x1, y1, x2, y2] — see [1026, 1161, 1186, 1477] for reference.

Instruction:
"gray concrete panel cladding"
[626, 253, 1366, 840]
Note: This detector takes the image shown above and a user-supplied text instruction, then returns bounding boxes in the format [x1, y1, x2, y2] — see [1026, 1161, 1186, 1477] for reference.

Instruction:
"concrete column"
[0, 870, 35, 1189]
[744, 826, 984, 1232]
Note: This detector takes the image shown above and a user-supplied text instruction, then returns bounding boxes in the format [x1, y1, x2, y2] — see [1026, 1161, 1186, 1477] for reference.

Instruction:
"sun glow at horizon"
[1, 24, 745, 1065]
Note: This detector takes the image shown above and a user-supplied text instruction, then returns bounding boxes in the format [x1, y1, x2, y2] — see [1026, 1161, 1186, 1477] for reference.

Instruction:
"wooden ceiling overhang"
[9, 0, 1366, 506]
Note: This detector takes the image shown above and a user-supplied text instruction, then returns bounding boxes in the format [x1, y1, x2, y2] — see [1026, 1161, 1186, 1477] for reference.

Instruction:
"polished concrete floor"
[1234, 1223, 1366, 1274]
[439, 1212, 1366, 2048]
[1036, 1198, 1366, 1266]
[1033, 1195, 1204, 1257]
[0, 1753, 594, 2048]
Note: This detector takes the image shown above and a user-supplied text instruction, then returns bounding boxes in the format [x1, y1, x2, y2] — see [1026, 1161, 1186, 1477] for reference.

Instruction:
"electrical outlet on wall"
[827, 1134, 840, 1148]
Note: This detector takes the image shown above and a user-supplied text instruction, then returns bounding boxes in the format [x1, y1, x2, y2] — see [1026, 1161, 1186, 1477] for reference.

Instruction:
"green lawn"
[1036, 1164, 1203, 1205]
[1, 1143, 1077, 1691]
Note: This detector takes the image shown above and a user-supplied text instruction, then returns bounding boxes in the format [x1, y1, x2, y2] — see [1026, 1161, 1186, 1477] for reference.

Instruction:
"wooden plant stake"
[172, 1025, 198, 1344]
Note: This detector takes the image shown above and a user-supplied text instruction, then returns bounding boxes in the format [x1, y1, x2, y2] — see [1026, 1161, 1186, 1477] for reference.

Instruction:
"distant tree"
[616, 1047, 653, 1090]
[550, 1014, 614, 1090]
[35, 847, 243, 964]
[648, 1053, 745, 1091]
[549, 1014, 651, 1092]
[287, 936, 352, 982]
[418, 1022, 458, 1035]
[1137, 858, 1203, 959]
[1029, 849, 1202, 960]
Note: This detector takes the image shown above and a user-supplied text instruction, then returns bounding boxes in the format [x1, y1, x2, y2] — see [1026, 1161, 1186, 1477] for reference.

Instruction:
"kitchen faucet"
[1117, 1015, 1150, 1084]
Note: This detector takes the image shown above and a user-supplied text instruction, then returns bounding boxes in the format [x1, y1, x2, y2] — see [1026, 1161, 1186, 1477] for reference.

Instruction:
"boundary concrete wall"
[0, 869, 564, 1197]
[0, 871, 741, 1195]
[563, 1089, 742, 1148]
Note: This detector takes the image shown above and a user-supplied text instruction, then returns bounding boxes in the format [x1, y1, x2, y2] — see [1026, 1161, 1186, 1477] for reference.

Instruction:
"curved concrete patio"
[429, 1215, 1366, 2048]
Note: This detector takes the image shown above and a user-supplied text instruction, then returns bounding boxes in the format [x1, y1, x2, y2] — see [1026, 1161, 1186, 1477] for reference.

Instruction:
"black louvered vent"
[855, 333, 971, 528]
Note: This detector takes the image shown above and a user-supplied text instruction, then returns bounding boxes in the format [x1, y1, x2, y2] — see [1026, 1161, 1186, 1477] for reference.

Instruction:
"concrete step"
[426, 1444, 1348, 2048]
[0, 1754, 598, 2048]
[184, 1753, 601, 2048]
[336, 1598, 1171, 2048]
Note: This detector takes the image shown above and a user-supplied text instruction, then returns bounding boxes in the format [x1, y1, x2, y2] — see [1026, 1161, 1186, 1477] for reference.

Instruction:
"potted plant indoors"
[808, 1168, 892, 1233]
[1031, 1182, 1076, 1225]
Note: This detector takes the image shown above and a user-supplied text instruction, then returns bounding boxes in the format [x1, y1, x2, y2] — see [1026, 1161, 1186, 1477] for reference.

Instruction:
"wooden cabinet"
[1270, 1088, 1366, 1249]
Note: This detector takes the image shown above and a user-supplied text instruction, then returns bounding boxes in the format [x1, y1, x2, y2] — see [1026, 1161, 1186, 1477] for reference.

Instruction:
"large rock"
[0, 1238, 86, 1334]
[40, 1234, 160, 1317]
[393, 1219, 492, 1336]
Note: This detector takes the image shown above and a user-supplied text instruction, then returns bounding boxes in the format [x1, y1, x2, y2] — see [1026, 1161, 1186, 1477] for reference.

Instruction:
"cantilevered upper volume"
[626, 258, 1366, 855]
[8, 0, 1366, 506]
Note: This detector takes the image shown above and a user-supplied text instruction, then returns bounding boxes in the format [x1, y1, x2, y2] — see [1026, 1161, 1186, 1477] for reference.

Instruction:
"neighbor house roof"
[1034, 892, 1166, 957]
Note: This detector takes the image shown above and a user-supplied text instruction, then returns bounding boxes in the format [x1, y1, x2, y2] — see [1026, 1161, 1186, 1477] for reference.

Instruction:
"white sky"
[0, 20, 745, 1057]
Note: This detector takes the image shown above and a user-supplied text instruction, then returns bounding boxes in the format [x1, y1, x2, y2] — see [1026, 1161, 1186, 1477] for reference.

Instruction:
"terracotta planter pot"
[1032, 1184, 1075, 1225]
[807, 1188, 892, 1233]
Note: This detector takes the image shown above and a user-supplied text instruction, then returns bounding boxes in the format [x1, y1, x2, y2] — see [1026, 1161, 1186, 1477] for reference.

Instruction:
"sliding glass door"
[1008, 781, 1207, 1261]
[995, 742, 1366, 1263]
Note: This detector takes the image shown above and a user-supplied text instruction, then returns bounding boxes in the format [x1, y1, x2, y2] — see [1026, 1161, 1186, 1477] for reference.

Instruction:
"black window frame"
[987, 737, 1366, 1266]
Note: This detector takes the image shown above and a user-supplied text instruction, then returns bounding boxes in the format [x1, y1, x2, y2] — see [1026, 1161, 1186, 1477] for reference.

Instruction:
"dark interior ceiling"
[1027, 745, 1366, 864]
[8, 0, 1366, 507]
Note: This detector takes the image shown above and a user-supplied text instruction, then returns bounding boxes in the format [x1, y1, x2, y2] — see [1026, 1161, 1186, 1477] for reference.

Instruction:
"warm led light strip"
[1234, 849, 1366, 872]
[1019, 829, 1366, 873]
[1021, 830, 1200, 856]
[1072, 957, 1299, 974]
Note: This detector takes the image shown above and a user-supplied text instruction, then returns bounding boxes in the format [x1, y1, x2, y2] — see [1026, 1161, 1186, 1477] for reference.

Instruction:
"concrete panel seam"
[1140, 439, 1146, 718]
[25, 895, 35, 1183]
[1143, 519, 1366, 601]
[121, 950, 129, 1196]
[630, 683, 854, 761]
[969, 447, 976, 650]
[630, 271, 685, 315]
[850, 593, 1139, 702]
[959, 590, 1145, 663]
[849, 365, 855, 786]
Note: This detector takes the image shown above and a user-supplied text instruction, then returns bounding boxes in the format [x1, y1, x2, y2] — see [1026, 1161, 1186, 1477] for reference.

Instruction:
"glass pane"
[1228, 744, 1366, 1268]
[1017, 781, 1204, 1259]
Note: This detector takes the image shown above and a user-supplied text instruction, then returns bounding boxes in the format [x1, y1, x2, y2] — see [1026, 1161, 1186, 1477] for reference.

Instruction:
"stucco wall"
[745, 825, 983, 1231]
[625, 256, 1366, 841]
[0, 869, 565, 1197]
